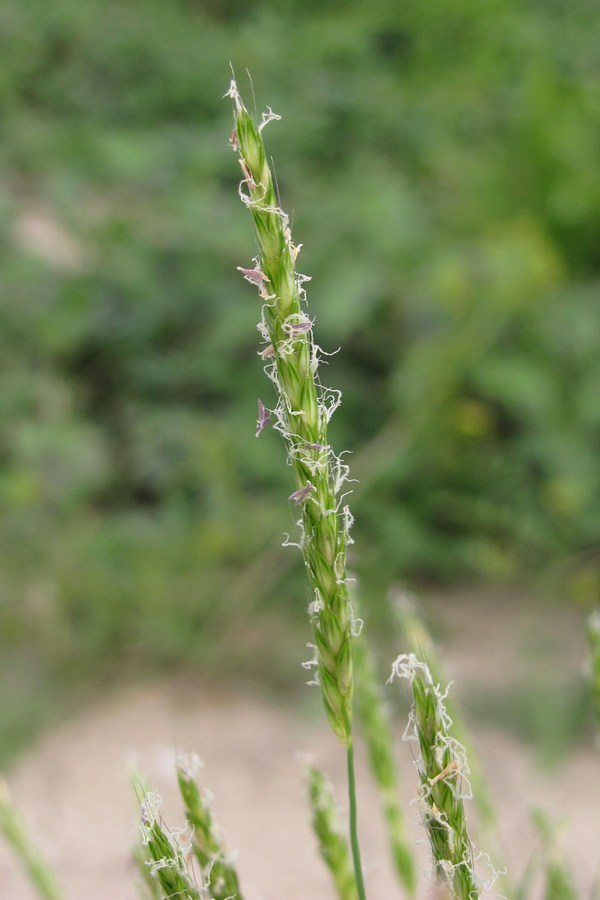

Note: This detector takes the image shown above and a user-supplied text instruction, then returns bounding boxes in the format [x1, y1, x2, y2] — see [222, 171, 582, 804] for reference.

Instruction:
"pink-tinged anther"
[238, 265, 268, 286]
[286, 321, 312, 336]
[256, 399, 271, 437]
[288, 481, 315, 504]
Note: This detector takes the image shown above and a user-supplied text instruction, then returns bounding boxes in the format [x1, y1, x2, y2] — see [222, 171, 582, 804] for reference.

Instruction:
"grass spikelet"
[353, 634, 416, 896]
[227, 76, 354, 748]
[389, 654, 479, 900]
[139, 790, 202, 900]
[392, 592, 516, 898]
[392, 591, 497, 830]
[176, 754, 242, 900]
[0, 777, 63, 900]
[308, 765, 359, 900]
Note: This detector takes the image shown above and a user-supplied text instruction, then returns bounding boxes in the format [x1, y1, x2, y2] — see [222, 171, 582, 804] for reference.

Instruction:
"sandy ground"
[1, 590, 598, 899]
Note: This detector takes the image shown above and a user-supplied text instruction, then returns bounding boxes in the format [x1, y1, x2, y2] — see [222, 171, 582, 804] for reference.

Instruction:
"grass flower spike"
[139, 792, 202, 900]
[393, 592, 497, 831]
[228, 77, 367, 899]
[390, 654, 479, 899]
[176, 754, 242, 900]
[228, 77, 355, 748]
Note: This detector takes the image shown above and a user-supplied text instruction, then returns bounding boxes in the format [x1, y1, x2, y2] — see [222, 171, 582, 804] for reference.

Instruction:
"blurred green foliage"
[1, 0, 600, 759]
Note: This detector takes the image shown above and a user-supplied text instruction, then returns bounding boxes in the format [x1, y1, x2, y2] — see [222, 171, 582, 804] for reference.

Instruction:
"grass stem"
[0, 778, 63, 900]
[346, 740, 367, 900]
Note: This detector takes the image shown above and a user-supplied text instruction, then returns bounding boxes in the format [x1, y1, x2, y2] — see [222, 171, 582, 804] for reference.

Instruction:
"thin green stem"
[0, 780, 63, 900]
[346, 740, 367, 900]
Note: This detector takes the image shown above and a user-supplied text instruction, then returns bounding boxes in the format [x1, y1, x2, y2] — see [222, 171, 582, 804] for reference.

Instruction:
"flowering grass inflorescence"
[176, 754, 242, 900]
[139, 791, 202, 900]
[390, 654, 479, 900]
[228, 76, 367, 899]
[227, 77, 355, 749]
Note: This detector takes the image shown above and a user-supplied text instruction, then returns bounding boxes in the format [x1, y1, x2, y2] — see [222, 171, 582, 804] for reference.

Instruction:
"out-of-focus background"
[1, 0, 600, 894]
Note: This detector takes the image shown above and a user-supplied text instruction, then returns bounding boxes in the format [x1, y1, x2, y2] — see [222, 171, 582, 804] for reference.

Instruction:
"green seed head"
[390, 654, 480, 900]
[229, 78, 356, 745]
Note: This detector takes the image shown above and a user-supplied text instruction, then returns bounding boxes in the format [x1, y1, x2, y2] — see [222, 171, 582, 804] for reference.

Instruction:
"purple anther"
[288, 481, 315, 504]
[286, 321, 312, 337]
[305, 442, 327, 451]
[258, 344, 275, 359]
[230, 128, 238, 151]
[256, 399, 271, 437]
[238, 266, 268, 286]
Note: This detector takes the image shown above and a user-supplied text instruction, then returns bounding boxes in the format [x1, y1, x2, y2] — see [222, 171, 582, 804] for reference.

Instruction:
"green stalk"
[308, 764, 358, 900]
[587, 608, 600, 740]
[0, 779, 63, 900]
[532, 810, 578, 900]
[346, 741, 367, 900]
[353, 631, 416, 895]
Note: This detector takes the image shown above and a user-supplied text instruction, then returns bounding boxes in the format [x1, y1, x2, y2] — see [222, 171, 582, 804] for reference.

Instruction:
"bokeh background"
[1, 0, 600, 785]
